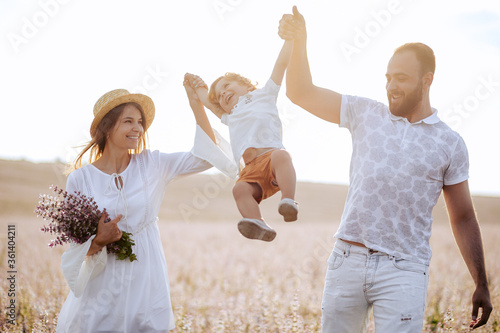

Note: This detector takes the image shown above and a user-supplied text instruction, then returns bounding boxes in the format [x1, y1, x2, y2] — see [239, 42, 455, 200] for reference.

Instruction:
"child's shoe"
[238, 218, 276, 242]
[278, 198, 299, 222]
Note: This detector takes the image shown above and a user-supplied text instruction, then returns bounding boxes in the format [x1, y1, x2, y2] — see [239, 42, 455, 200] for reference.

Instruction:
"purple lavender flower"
[35, 186, 137, 262]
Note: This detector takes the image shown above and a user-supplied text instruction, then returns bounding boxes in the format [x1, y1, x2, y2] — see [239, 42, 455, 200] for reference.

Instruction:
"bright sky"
[1, 0, 499, 196]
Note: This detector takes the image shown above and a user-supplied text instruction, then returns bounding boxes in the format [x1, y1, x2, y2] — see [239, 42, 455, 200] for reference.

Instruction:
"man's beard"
[388, 81, 423, 116]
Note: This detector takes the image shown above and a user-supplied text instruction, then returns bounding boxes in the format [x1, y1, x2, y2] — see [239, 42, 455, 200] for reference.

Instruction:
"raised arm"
[442, 180, 492, 329]
[186, 73, 225, 119]
[280, 6, 342, 124]
[270, 40, 293, 85]
[183, 73, 216, 143]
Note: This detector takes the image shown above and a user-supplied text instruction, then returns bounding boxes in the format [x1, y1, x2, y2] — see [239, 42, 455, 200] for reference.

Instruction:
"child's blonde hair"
[208, 73, 257, 108]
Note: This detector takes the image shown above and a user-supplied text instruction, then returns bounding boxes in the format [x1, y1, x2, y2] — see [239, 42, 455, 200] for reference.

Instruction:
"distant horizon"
[2, 155, 498, 198]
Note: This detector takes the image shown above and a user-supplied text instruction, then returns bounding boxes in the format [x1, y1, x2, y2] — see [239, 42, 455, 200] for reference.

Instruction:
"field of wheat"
[0, 159, 498, 332]
[0, 216, 498, 333]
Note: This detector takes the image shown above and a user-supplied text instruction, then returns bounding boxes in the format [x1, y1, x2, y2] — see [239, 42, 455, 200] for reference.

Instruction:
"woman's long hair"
[72, 102, 148, 170]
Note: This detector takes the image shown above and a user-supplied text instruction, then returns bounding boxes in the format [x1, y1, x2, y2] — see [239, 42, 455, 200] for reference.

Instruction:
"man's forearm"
[286, 38, 312, 103]
[450, 216, 488, 287]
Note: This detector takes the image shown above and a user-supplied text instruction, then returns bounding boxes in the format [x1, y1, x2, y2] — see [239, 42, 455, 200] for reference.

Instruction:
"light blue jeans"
[321, 239, 429, 333]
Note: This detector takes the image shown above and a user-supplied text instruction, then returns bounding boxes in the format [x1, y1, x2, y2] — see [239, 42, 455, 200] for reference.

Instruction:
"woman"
[56, 78, 236, 332]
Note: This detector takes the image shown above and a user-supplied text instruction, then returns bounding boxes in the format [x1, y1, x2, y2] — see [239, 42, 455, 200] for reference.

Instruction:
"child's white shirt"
[221, 78, 285, 166]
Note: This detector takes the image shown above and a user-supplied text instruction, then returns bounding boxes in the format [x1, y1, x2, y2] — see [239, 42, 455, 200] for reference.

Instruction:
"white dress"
[56, 126, 236, 333]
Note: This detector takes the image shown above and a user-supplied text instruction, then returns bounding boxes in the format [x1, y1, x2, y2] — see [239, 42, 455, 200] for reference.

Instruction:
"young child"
[186, 40, 298, 242]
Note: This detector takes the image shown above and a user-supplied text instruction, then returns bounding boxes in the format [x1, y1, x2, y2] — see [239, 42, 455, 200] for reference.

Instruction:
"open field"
[0, 159, 499, 332]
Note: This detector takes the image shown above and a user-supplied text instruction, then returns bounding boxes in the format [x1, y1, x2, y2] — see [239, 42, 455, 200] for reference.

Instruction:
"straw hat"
[90, 89, 155, 135]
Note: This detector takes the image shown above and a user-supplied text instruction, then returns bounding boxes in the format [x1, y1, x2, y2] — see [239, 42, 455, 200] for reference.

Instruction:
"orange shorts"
[237, 149, 280, 203]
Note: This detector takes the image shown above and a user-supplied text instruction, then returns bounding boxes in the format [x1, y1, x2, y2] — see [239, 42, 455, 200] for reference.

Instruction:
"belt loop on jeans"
[344, 244, 351, 258]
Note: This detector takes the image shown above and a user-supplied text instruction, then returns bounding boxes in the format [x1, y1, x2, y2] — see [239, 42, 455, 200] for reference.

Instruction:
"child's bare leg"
[271, 149, 298, 222]
[232, 181, 263, 220]
[270, 149, 296, 200]
[233, 182, 276, 241]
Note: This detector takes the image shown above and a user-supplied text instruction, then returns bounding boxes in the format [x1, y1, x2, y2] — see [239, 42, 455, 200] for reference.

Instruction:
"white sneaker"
[278, 198, 299, 222]
[237, 218, 276, 242]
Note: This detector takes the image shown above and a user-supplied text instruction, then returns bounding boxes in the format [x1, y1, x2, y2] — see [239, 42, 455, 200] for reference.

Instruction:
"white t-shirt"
[335, 95, 469, 265]
[221, 78, 285, 165]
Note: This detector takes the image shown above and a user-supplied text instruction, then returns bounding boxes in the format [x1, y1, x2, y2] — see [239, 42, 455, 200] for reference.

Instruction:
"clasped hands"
[278, 6, 306, 42]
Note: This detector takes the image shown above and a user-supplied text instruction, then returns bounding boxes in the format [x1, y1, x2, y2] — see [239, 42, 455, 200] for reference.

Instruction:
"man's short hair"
[394, 43, 435, 76]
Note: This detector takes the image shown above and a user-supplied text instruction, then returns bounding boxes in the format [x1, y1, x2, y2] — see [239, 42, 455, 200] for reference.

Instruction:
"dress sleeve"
[152, 125, 237, 182]
[61, 236, 107, 297]
[60, 170, 107, 297]
[190, 124, 237, 178]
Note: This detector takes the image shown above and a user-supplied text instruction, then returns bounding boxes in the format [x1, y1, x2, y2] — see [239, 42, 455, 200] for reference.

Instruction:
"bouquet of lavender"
[35, 186, 137, 262]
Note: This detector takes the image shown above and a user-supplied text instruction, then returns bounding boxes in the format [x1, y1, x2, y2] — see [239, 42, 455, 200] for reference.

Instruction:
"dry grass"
[0, 159, 499, 332]
[0, 218, 499, 332]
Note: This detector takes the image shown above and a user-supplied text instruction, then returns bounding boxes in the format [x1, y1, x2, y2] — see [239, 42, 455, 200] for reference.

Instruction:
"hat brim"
[90, 93, 155, 135]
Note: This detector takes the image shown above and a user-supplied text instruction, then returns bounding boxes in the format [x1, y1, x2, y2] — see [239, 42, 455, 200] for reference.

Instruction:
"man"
[279, 6, 492, 332]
